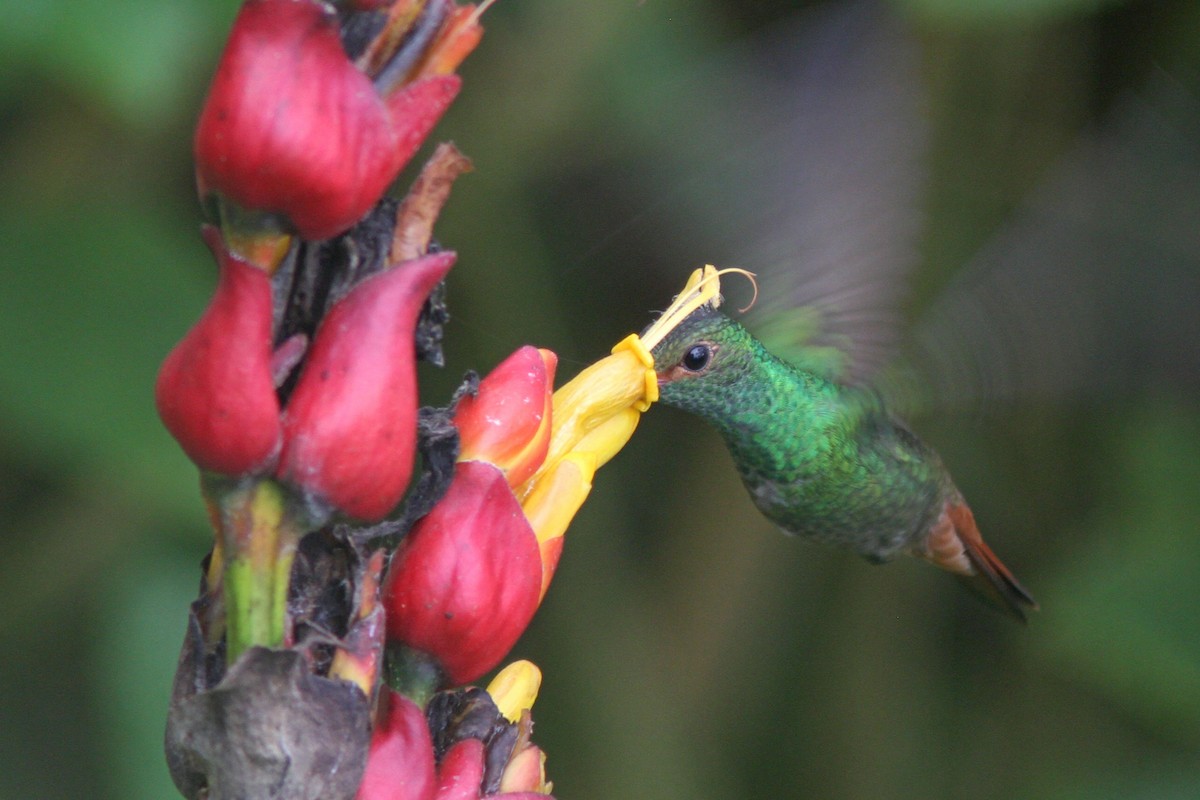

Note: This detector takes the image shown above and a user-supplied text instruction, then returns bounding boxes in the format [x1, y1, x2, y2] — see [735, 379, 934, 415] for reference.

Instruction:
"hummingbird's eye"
[681, 344, 712, 372]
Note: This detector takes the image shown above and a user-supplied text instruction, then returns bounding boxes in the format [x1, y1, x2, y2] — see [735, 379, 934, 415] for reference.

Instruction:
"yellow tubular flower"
[515, 336, 657, 509]
[487, 660, 543, 723]
[521, 454, 592, 545]
[514, 341, 653, 598]
[515, 266, 754, 600]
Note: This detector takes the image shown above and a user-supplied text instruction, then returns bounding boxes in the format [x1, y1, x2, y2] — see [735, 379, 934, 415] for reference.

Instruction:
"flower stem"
[203, 476, 300, 665]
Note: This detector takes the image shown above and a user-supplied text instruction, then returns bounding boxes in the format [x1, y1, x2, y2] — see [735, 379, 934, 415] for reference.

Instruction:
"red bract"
[194, 0, 460, 240]
[434, 738, 552, 800]
[155, 225, 281, 475]
[434, 739, 486, 800]
[277, 251, 455, 521]
[454, 347, 556, 488]
[356, 690, 437, 800]
[498, 743, 548, 796]
[383, 461, 543, 686]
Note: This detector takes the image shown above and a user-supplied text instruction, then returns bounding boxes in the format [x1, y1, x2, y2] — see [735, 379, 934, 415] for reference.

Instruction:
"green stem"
[203, 477, 300, 665]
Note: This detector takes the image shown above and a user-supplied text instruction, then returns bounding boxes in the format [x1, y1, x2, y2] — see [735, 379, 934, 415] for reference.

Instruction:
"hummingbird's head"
[647, 307, 759, 413]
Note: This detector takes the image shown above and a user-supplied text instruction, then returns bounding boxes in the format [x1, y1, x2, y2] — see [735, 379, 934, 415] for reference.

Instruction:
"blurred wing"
[626, 2, 1199, 405]
[890, 74, 1200, 413]
[632, 0, 929, 382]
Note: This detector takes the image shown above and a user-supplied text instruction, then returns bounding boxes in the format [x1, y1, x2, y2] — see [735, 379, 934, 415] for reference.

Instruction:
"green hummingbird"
[642, 270, 1037, 621]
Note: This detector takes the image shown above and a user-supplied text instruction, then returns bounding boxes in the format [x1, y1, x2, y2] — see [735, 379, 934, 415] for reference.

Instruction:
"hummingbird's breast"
[725, 391, 945, 562]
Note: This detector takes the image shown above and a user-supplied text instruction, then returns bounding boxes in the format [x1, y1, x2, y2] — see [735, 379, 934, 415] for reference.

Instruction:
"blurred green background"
[2, 0, 1198, 797]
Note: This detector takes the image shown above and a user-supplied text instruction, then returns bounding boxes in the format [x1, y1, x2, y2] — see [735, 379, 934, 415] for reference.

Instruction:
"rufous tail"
[924, 501, 1038, 622]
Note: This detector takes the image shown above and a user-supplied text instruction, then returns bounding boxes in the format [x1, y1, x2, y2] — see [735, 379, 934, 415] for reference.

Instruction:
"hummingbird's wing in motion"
[722, 2, 929, 385]
[897, 77, 1200, 412]
[624, 0, 929, 384]
[627, 0, 1197, 625]
[630, 0, 1199, 410]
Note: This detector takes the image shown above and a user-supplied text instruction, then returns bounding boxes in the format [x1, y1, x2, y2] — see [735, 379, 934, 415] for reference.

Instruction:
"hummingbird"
[643, 273, 1038, 621]
[625, 0, 1193, 623]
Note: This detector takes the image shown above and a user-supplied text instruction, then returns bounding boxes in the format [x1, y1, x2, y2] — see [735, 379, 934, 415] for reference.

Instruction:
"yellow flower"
[486, 660, 543, 723]
[487, 660, 552, 795]
[515, 266, 751, 599]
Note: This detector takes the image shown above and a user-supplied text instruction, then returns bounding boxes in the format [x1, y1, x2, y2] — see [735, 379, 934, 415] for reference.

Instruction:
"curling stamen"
[639, 265, 758, 352]
[716, 267, 759, 313]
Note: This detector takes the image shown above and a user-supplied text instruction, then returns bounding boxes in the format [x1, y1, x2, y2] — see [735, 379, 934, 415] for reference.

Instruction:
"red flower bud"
[497, 744, 547, 796]
[356, 689, 437, 800]
[435, 739, 484, 800]
[277, 251, 455, 521]
[434, 738, 553, 800]
[383, 461, 543, 686]
[155, 225, 281, 474]
[454, 347, 556, 488]
[195, 0, 461, 240]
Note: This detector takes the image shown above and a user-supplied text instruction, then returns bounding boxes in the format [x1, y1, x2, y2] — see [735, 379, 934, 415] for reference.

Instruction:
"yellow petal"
[609, 333, 658, 410]
[521, 453, 594, 547]
[517, 347, 650, 501]
[543, 349, 648, 464]
[487, 659, 542, 722]
[572, 407, 642, 471]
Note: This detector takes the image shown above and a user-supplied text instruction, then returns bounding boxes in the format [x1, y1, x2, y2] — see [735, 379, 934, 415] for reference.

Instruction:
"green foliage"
[1043, 403, 1200, 748]
[0, 0, 240, 125]
[0, 199, 208, 512]
[899, 0, 1122, 26]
